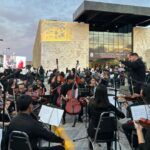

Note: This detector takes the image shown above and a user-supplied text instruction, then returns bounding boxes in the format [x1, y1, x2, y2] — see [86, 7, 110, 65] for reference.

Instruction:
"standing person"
[120, 53, 146, 94]
[50, 74, 62, 105]
[77, 76, 87, 122]
[1, 95, 64, 150]
[39, 66, 45, 82]
[60, 75, 76, 124]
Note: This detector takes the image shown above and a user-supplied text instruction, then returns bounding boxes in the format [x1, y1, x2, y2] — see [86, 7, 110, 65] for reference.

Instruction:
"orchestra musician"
[0, 100, 11, 126]
[18, 81, 27, 95]
[60, 75, 76, 124]
[1, 95, 65, 150]
[36, 78, 46, 96]
[89, 77, 99, 96]
[87, 84, 125, 150]
[134, 85, 150, 150]
[50, 74, 62, 105]
[122, 85, 150, 149]
[77, 76, 88, 122]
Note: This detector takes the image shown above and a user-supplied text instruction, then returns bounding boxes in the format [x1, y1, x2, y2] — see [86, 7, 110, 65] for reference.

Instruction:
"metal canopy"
[73, 1, 150, 32]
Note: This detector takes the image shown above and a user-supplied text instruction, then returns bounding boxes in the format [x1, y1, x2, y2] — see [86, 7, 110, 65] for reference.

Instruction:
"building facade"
[33, 20, 89, 71]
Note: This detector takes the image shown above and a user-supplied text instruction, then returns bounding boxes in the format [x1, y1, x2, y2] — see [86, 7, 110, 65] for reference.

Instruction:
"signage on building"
[41, 20, 72, 42]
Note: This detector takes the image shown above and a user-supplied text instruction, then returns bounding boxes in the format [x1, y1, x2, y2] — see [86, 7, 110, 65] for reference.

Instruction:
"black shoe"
[78, 118, 83, 123]
[62, 119, 66, 124]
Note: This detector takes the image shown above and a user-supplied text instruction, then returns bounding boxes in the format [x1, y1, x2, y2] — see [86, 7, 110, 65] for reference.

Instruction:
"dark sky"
[0, 0, 150, 60]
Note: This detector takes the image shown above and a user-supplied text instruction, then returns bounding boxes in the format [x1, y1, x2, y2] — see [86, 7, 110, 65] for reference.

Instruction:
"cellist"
[60, 75, 76, 124]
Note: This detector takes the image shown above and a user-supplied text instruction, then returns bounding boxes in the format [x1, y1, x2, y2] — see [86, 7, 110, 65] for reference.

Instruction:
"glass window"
[108, 36, 114, 44]
[98, 45, 105, 53]
[94, 37, 99, 43]
[89, 30, 132, 59]
[108, 45, 114, 52]
[99, 37, 103, 43]
[104, 45, 109, 52]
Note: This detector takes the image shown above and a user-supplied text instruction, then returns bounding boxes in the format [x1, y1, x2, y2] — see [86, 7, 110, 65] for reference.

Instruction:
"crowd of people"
[0, 52, 150, 150]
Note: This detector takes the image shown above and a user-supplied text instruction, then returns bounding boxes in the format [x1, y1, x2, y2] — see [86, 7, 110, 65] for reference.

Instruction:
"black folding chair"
[8, 131, 32, 150]
[88, 111, 118, 150]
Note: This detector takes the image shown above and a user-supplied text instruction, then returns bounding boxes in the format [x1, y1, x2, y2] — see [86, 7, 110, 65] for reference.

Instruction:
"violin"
[117, 93, 141, 102]
[25, 91, 39, 100]
[139, 118, 150, 128]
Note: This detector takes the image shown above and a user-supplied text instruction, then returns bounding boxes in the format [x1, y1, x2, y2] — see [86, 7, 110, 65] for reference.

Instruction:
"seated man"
[1, 95, 64, 150]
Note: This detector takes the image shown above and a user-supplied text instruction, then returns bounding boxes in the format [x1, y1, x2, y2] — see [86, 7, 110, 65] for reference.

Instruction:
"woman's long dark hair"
[94, 84, 109, 107]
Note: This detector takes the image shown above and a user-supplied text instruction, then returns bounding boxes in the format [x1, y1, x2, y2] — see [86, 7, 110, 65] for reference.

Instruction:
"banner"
[3, 55, 26, 69]
[3, 55, 16, 69]
[16, 56, 26, 69]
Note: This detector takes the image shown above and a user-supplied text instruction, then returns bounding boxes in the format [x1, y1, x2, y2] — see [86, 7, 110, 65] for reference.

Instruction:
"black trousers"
[62, 100, 66, 122]
[122, 122, 138, 148]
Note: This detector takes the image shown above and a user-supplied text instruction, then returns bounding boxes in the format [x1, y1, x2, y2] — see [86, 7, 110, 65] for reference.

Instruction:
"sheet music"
[38, 105, 53, 124]
[131, 105, 150, 120]
[108, 96, 119, 108]
[49, 108, 64, 126]
[39, 105, 64, 126]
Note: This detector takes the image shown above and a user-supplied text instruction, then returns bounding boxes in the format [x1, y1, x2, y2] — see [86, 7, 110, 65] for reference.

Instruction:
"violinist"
[1, 95, 65, 150]
[89, 77, 99, 96]
[36, 79, 46, 96]
[122, 85, 150, 149]
[25, 85, 39, 102]
[18, 81, 26, 95]
[77, 76, 87, 122]
[50, 74, 62, 105]
[0, 100, 11, 126]
[134, 85, 150, 150]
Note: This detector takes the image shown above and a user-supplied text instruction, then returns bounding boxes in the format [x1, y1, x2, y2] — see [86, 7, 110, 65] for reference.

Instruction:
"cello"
[65, 61, 81, 115]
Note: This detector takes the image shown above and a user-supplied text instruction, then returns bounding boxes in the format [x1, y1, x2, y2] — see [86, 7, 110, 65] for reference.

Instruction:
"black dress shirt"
[1, 113, 63, 150]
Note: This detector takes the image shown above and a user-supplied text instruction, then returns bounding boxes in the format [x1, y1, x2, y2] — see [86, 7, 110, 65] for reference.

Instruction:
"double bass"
[65, 61, 81, 115]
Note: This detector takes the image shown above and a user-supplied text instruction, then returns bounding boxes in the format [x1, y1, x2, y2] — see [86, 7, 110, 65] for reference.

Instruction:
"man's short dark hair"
[17, 95, 32, 111]
[131, 53, 139, 57]
[67, 75, 74, 80]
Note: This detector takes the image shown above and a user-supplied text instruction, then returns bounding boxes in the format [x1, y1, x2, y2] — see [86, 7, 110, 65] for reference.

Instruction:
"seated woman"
[87, 84, 125, 149]
[134, 85, 150, 150]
